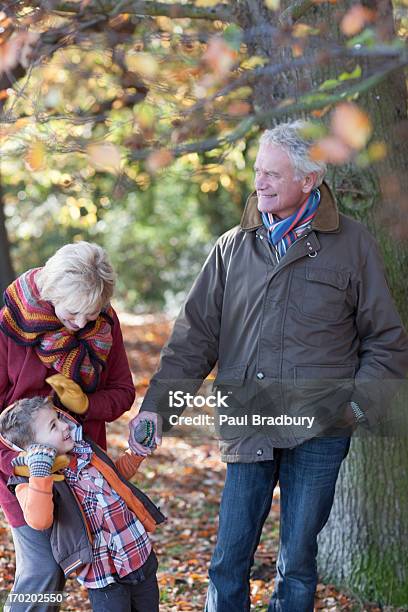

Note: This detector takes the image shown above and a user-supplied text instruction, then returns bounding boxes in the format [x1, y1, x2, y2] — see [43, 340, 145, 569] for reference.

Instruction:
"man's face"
[254, 143, 314, 219]
[32, 406, 75, 454]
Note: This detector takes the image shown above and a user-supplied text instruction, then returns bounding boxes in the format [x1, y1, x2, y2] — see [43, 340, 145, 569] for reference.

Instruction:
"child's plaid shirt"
[63, 425, 152, 588]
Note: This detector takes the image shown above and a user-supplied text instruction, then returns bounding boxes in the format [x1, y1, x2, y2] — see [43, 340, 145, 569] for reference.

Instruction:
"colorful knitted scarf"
[261, 188, 320, 260]
[0, 268, 113, 392]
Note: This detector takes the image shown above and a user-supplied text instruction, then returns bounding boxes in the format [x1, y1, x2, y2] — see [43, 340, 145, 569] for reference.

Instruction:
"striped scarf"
[261, 188, 320, 260]
[0, 268, 113, 392]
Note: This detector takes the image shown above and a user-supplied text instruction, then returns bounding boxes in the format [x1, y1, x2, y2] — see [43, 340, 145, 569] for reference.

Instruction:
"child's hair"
[0, 396, 51, 449]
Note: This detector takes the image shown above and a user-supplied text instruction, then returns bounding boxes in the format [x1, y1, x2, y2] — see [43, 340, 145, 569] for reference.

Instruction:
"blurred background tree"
[1, 0, 407, 310]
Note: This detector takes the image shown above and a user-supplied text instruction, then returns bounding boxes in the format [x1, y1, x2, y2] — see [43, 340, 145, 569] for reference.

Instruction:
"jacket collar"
[240, 181, 339, 233]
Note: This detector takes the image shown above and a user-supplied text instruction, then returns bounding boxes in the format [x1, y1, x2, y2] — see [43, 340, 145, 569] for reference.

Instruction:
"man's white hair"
[37, 241, 116, 314]
[260, 120, 327, 187]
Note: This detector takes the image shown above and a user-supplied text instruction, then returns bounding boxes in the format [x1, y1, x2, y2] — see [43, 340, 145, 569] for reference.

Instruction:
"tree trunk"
[0, 181, 15, 303]
[234, 0, 408, 604]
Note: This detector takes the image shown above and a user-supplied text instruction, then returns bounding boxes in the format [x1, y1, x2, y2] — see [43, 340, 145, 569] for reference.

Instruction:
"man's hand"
[333, 402, 359, 433]
[46, 374, 89, 415]
[11, 446, 69, 480]
[128, 411, 163, 456]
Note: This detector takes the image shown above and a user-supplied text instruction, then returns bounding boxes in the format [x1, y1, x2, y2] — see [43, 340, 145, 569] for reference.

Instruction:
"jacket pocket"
[213, 363, 248, 388]
[301, 267, 350, 322]
[294, 364, 356, 389]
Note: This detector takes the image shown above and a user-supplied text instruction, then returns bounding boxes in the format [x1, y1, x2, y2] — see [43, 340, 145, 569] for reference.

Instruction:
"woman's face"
[54, 304, 101, 331]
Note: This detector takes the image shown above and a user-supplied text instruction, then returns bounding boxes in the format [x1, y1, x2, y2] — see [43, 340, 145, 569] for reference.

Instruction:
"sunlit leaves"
[86, 142, 122, 173]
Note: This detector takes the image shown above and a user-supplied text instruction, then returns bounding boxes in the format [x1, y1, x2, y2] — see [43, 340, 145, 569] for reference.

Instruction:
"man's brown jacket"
[142, 183, 408, 461]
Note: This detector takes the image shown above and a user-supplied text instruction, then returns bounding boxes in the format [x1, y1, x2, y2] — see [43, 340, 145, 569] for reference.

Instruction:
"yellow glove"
[46, 374, 89, 415]
[12, 452, 70, 482]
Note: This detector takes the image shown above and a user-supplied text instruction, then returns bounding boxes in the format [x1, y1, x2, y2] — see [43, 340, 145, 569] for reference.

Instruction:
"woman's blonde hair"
[36, 241, 116, 314]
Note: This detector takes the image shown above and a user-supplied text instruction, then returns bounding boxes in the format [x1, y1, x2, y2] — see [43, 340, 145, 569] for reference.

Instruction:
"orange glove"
[46, 374, 89, 415]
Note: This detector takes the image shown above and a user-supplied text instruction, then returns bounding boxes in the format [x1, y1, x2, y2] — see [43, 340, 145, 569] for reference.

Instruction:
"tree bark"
[0, 95, 15, 303]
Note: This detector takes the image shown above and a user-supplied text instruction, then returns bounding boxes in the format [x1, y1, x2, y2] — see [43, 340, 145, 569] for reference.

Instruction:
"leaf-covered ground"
[0, 313, 402, 611]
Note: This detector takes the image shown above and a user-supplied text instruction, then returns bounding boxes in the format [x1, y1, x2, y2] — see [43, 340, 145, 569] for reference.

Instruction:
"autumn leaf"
[25, 141, 46, 171]
[127, 52, 159, 78]
[265, 0, 280, 10]
[331, 102, 372, 149]
[146, 148, 173, 172]
[368, 141, 387, 161]
[0, 31, 39, 76]
[309, 137, 352, 164]
[227, 101, 251, 116]
[87, 142, 122, 173]
[204, 37, 237, 77]
[292, 43, 303, 58]
[292, 23, 317, 38]
[340, 4, 375, 37]
[196, 0, 219, 6]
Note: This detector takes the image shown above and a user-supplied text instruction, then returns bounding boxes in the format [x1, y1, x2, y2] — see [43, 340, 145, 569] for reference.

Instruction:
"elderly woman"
[0, 241, 135, 611]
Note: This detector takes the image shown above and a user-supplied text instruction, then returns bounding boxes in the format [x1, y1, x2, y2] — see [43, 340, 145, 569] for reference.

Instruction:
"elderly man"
[130, 121, 408, 611]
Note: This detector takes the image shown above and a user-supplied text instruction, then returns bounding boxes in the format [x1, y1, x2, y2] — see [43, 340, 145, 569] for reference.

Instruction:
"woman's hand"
[46, 374, 89, 414]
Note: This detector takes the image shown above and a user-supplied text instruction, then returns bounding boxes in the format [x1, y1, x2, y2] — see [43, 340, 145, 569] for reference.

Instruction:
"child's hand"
[26, 444, 57, 478]
[128, 414, 160, 455]
[12, 449, 69, 481]
[46, 374, 89, 415]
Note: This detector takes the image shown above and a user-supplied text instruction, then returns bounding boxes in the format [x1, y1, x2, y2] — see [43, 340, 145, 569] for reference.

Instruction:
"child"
[0, 395, 165, 612]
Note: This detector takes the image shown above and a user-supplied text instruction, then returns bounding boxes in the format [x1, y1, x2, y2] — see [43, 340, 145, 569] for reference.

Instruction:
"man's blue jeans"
[205, 436, 351, 612]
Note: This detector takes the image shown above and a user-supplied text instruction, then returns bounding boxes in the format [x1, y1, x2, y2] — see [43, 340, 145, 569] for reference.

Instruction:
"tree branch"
[47, 0, 233, 22]
[279, 0, 314, 27]
[129, 57, 408, 161]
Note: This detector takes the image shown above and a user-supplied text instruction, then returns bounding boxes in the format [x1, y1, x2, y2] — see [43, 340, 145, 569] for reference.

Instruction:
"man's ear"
[301, 172, 317, 194]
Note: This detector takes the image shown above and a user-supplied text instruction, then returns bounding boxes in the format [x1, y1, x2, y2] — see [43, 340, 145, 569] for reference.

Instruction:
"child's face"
[32, 406, 75, 454]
